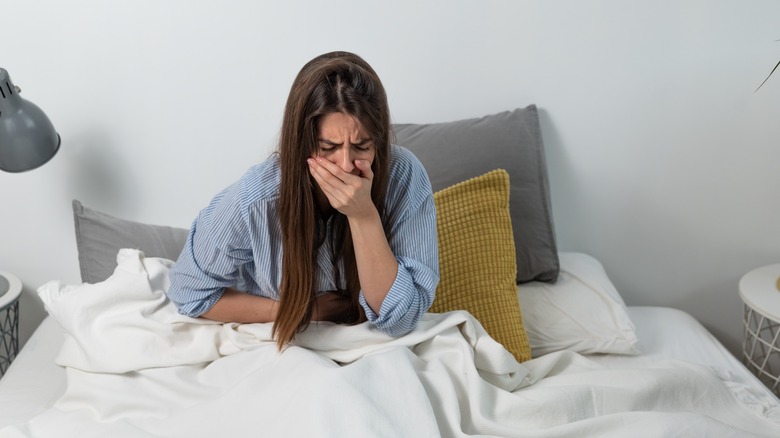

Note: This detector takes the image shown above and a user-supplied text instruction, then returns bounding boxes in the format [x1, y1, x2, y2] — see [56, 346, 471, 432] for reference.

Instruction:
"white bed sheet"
[0, 317, 65, 429]
[591, 306, 780, 410]
[0, 316, 67, 429]
[0, 306, 777, 430]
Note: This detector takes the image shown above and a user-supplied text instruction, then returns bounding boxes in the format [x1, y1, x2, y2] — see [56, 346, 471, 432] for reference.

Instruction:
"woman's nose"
[335, 149, 355, 173]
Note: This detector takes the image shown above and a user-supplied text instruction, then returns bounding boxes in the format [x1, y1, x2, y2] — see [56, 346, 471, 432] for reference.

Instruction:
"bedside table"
[740, 263, 780, 396]
[0, 271, 21, 376]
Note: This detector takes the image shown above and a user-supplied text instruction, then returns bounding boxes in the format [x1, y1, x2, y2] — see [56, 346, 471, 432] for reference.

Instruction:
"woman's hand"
[307, 157, 375, 219]
[311, 292, 354, 323]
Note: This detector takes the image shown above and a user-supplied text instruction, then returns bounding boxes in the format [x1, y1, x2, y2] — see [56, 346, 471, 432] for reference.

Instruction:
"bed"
[1, 106, 779, 437]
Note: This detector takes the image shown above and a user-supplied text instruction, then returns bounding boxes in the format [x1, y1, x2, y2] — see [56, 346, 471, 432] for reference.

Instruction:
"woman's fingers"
[307, 158, 373, 217]
[353, 158, 373, 179]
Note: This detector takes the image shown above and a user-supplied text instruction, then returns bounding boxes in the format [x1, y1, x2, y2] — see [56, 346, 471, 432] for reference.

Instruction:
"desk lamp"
[0, 68, 60, 299]
[0, 68, 60, 173]
[0, 68, 58, 372]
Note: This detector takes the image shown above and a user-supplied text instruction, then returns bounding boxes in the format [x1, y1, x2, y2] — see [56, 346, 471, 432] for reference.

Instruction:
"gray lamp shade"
[0, 68, 60, 173]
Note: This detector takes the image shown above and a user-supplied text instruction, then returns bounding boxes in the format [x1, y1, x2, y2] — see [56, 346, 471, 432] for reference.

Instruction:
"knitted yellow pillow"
[431, 169, 531, 363]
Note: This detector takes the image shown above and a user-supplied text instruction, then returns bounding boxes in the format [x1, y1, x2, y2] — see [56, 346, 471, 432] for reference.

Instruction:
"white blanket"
[2, 249, 780, 437]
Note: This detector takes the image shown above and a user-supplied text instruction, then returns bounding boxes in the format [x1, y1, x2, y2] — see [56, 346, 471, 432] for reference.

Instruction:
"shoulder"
[386, 144, 430, 187]
[200, 155, 280, 226]
[384, 145, 433, 211]
[239, 155, 282, 204]
[222, 155, 282, 221]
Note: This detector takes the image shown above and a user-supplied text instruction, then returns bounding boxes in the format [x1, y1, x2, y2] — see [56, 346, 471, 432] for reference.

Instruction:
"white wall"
[2, 0, 779, 356]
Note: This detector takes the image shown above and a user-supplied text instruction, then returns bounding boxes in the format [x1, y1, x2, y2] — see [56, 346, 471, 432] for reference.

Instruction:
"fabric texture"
[72, 200, 188, 284]
[15, 250, 780, 438]
[167, 145, 440, 337]
[432, 169, 531, 363]
[395, 106, 559, 283]
[518, 252, 640, 357]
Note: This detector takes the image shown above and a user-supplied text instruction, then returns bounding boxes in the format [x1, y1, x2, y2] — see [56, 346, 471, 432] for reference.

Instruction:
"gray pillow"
[72, 200, 189, 284]
[394, 106, 559, 283]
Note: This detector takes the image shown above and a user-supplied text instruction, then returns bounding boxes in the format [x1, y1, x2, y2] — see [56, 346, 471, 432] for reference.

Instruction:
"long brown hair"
[274, 51, 391, 349]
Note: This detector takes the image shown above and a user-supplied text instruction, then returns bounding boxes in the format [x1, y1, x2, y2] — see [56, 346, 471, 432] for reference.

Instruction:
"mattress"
[1, 306, 776, 431]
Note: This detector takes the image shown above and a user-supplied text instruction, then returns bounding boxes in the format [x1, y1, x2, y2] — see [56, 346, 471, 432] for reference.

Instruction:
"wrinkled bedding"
[2, 249, 779, 438]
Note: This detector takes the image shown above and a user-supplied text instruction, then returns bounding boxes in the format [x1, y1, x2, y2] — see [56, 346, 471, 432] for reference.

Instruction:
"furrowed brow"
[318, 138, 342, 146]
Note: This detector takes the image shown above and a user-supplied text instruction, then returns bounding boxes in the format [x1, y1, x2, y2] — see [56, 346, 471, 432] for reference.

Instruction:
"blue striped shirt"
[167, 145, 439, 336]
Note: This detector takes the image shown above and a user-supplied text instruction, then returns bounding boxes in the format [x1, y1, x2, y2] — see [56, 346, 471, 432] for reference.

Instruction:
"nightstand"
[740, 263, 780, 396]
[0, 271, 21, 377]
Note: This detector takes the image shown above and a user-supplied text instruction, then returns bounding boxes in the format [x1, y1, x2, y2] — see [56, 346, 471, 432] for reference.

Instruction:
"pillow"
[395, 106, 559, 283]
[72, 200, 189, 284]
[518, 252, 639, 357]
[430, 169, 531, 363]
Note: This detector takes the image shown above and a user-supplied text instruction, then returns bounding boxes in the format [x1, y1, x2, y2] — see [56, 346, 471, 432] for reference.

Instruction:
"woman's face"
[313, 112, 375, 174]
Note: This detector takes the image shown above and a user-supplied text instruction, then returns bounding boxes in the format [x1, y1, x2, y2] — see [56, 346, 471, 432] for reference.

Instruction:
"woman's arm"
[167, 180, 252, 317]
[347, 206, 398, 314]
[307, 150, 439, 335]
[201, 288, 279, 323]
[307, 157, 398, 314]
[202, 288, 353, 323]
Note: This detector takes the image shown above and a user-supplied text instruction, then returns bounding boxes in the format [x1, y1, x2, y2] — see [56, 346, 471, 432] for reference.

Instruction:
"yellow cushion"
[431, 169, 532, 363]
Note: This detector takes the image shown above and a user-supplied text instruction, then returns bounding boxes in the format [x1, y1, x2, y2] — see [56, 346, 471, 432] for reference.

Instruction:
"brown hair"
[274, 51, 391, 349]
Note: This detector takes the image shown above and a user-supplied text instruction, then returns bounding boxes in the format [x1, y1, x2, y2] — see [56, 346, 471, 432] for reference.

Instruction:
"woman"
[167, 51, 439, 349]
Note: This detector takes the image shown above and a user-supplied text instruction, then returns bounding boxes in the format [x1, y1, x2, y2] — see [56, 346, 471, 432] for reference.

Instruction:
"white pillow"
[518, 252, 639, 357]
